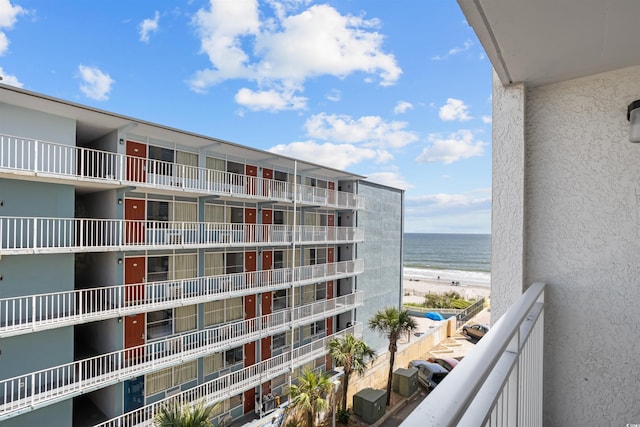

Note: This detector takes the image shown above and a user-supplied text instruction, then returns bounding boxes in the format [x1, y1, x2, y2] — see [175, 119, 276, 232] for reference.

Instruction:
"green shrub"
[337, 408, 351, 424]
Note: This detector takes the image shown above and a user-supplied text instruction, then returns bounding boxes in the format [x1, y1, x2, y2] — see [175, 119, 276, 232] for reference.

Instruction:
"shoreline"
[402, 276, 491, 301]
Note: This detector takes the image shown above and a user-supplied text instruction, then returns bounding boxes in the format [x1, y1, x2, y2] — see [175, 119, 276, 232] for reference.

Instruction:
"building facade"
[0, 85, 403, 427]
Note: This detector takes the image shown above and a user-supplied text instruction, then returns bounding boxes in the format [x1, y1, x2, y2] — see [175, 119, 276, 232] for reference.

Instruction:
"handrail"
[0, 260, 365, 337]
[0, 292, 364, 421]
[0, 216, 364, 254]
[0, 134, 365, 209]
[401, 282, 545, 427]
[94, 323, 364, 427]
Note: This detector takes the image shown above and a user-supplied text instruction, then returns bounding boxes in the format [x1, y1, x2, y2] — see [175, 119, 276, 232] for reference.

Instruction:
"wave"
[403, 266, 491, 286]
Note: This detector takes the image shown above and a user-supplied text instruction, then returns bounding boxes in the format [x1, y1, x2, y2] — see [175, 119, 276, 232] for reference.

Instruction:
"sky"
[0, 0, 492, 234]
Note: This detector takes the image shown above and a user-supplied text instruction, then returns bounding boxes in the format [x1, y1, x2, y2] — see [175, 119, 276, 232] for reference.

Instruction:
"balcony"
[0, 216, 364, 254]
[0, 259, 364, 337]
[400, 282, 544, 427]
[0, 134, 365, 209]
[94, 323, 364, 427]
[0, 292, 363, 421]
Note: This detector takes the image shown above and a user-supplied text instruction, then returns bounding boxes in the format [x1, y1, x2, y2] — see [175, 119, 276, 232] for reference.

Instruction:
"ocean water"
[403, 233, 491, 286]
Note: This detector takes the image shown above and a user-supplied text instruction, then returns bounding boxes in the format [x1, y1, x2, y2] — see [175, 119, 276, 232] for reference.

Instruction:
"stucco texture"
[521, 65, 640, 425]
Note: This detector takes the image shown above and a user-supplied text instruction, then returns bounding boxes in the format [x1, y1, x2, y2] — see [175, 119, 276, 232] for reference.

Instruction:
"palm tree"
[153, 400, 217, 427]
[328, 333, 375, 411]
[286, 369, 333, 427]
[368, 307, 417, 406]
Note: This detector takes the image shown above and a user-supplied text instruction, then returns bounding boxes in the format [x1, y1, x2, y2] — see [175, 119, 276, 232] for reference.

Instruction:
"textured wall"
[355, 182, 404, 353]
[491, 71, 526, 320]
[520, 65, 640, 425]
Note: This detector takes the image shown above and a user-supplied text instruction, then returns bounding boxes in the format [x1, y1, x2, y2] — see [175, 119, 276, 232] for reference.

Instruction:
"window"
[204, 347, 244, 375]
[147, 201, 170, 222]
[274, 171, 288, 182]
[147, 309, 172, 339]
[225, 346, 243, 365]
[148, 256, 169, 282]
[272, 332, 290, 350]
[303, 321, 325, 339]
[273, 289, 289, 311]
[315, 283, 326, 300]
[302, 285, 315, 304]
[147, 305, 197, 339]
[145, 360, 197, 396]
[204, 297, 243, 326]
[273, 251, 284, 269]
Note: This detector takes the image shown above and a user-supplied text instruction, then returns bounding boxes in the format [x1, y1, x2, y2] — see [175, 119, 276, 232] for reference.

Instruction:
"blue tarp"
[425, 312, 445, 321]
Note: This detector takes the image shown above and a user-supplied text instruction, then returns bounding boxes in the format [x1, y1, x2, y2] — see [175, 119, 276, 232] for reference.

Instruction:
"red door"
[125, 257, 146, 303]
[244, 330, 257, 411]
[125, 198, 146, 244]
[246, 165, 257, 195]
[325, 317, 334, 369]
[328, 181, 335, 204]
[261, 250, 272, 286]
[262, 168, 273, 197]
[261, 291, 272, 361]
[245, 251, 257, 286]
[245, 208, 257, 242]
[261, 209, 272, 242]
[126, 141, 147, 182]
[327, 214, 335, 227]
[124, 313, 145, 363]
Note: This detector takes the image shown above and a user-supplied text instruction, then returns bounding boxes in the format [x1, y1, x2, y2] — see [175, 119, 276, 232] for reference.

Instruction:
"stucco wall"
[497, 64, 640, 425]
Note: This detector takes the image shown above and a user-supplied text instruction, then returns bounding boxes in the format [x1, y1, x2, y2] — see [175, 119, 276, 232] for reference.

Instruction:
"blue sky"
[0, 0, 492, 234]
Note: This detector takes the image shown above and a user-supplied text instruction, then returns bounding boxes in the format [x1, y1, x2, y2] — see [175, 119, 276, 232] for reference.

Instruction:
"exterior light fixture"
[117, 198, 123, 205]
[119, 138, 125, 145]
[117, 258, 123, 265]
[627, 100, 640, 142]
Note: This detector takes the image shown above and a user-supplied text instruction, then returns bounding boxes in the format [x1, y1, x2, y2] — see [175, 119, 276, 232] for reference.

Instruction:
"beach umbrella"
[425, 312, 445, 321]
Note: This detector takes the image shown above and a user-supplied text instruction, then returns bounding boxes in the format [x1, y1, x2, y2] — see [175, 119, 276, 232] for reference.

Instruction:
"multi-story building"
[0, 84, 404, 427]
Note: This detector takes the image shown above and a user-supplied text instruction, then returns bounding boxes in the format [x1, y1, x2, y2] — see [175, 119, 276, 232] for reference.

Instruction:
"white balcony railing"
[0, 293, 363, 421]
[401, 282, 545, 427]
[0, 134, 365, 209]
[0, 259, 364, 337]
[95, 323, 364, 427]
[0, 216, 364, 254]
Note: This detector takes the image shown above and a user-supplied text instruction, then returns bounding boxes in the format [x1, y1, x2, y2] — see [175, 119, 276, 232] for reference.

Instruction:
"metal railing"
[0, 293, 363, 421]
[0, 260, 364, 337]
[400, 282, 545, 427]
[0, 134, 365, 209]
[94, 323, 364, 427]
[0, 216, 364, 254]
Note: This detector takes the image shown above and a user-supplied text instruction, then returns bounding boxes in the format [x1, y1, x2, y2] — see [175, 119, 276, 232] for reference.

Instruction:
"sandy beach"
[402, 276, 490, 302]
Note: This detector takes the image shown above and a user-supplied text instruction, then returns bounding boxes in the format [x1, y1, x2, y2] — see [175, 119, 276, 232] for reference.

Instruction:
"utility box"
[353, 388, 386, 424]
[392, 367, 418, 397]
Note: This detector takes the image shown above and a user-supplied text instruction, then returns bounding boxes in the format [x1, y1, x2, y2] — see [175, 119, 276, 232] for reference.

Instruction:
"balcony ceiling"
[459, 0, 640, 86]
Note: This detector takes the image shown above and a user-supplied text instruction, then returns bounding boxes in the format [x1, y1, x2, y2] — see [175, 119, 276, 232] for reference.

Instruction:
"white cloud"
[139, 11, 160, 43]
[432, 39, 473, 61]
[269, 140, 389, 170]
[365, 171, 412, 190]
[326, 89, 341, 102]
[77, 65, 114, 101]
[189, 1, 401, 110]
[304, 113, 418, 149]
[404, 190, 491, 233]
[0, 0, 25, 55]
[416, 129, 486, 164]
[482, 115, 492, 124]
[405, 189, 491, 217]
[439, 98, 471, 121]
[235, 86, 307, 111]
[0, 66, 22, 87]
[393, 101, 413, 115]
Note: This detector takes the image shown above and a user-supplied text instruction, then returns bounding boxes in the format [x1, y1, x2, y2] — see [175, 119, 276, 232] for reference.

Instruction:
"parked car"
[427, 357, 459, 371]
[408, 360, 449, 391]
[462, 323, 489, 340]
